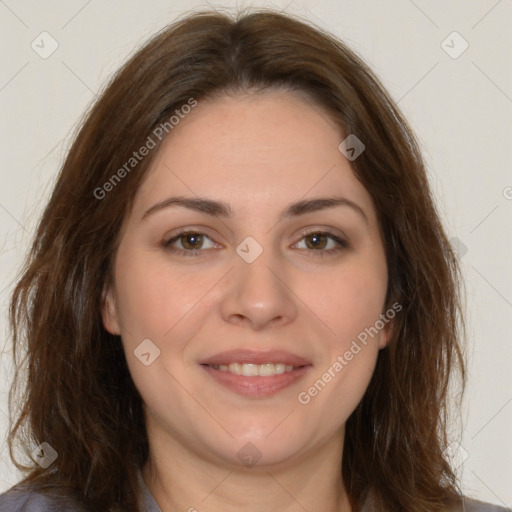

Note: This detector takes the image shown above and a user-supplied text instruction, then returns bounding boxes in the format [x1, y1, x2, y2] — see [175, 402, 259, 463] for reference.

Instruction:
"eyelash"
[162, 229, 348, 259]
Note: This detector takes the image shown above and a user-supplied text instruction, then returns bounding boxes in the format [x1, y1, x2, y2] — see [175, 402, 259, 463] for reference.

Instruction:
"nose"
[219, 243, 298, 331]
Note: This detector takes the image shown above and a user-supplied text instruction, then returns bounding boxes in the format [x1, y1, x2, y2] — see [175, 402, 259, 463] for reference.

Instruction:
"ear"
[101, 286, 121, 335]
[377, 301, 403, 350]
[377, 315, 396, 350]
[378, 321, 393, 350]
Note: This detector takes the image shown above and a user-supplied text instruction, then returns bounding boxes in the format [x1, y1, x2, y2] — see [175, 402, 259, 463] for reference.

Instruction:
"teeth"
[211, 363, 295, 376]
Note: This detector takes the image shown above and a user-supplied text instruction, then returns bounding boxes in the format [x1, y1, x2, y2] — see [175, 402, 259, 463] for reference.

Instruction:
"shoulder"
[462, 497, 511, 512]
[0, 483, 87, 512]
[360, 491, 509, 512]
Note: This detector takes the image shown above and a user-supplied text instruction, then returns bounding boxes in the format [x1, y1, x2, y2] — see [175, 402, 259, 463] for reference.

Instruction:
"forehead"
[131, 91, 376, 223]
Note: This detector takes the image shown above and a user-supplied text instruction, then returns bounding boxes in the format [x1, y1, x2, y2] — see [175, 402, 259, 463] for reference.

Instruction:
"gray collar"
[137, 470, 162, 512]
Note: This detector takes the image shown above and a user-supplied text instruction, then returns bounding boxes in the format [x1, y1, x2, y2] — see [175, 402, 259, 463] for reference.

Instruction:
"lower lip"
[201, 365, 311, 398]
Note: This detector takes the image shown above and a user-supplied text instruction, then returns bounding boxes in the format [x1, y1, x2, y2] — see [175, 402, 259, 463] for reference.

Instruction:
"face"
[103, 90, 392, 469]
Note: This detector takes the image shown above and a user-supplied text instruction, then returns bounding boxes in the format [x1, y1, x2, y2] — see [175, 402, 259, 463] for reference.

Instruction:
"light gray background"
[1, 0, 511, 507]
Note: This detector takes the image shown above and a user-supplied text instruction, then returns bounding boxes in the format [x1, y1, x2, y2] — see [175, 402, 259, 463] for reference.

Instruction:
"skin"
[103, 90, 392, 512]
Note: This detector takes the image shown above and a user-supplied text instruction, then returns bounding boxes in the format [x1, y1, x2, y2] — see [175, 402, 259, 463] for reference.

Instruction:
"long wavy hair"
[7, 9, 466, 512]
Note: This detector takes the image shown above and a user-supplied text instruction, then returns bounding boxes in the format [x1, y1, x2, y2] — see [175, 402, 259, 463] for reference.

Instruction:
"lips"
[199, 349, 313, 398]
[199, 349, 312, 367]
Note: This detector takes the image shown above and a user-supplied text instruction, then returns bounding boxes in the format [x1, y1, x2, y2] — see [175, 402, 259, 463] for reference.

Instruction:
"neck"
[142, 425, 352, 512]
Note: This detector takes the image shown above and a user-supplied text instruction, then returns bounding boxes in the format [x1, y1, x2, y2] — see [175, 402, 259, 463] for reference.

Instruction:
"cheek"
[296, 269, 384, 431]
[301, 253, 387, 419]
[305, 258, 388, 348]
[112, 247, 208, 342]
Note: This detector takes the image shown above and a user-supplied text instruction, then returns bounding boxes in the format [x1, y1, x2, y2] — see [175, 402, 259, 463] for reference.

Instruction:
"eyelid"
[293, 227, 348, 246]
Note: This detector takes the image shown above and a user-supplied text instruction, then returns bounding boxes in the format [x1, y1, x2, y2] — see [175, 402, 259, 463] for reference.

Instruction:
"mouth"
[207, 362, 300, 376]
[199, 350, 313, 398]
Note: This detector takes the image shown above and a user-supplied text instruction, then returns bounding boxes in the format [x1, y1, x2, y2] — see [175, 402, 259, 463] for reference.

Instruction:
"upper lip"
[199, 349, 312, 367]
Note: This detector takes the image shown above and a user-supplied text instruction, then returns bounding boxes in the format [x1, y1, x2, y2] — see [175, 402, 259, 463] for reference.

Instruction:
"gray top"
[0, 472, 160, 512]
[0, 472, 509, 511]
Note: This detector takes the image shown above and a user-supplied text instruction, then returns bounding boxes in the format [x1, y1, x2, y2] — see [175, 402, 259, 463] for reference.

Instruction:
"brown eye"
[304, 233, 329, 250]
[294, 231, 348, 258]
[162, 231, 218, 256]
[180, 233, 204, 250]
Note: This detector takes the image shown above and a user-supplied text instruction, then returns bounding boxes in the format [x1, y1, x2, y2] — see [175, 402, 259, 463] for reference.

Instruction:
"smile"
[207, 362, 297, 376]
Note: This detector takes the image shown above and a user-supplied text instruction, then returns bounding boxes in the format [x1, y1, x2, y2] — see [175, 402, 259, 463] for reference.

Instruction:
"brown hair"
[7, 8, 466, 512]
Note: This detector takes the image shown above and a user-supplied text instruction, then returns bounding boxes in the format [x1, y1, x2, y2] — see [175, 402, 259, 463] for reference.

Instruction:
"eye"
[162, 229, 348, 258]
[293, 231, 348, 257]
[162, 230, 217, 256]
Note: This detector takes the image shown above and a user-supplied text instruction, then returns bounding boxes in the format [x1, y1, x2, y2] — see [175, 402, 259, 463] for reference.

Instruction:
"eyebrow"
[141, 196, 368, 224]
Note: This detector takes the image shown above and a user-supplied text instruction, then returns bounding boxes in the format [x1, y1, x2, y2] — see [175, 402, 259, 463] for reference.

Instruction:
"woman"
[0, 9, 508, 512]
